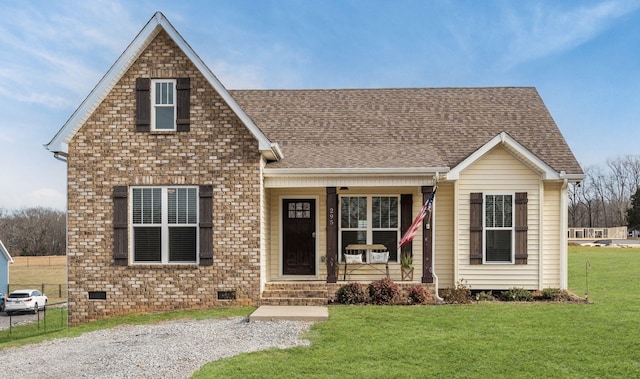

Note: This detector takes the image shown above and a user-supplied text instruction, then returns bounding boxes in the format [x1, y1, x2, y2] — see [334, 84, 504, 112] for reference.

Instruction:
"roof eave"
[45, 12, 278, 161]
[263, 167, 450, 177]
[0, 240, 14, 263]
[261, 142, 283, 161]
[559, 172, 586, 182]
[445, 132, 566, 181]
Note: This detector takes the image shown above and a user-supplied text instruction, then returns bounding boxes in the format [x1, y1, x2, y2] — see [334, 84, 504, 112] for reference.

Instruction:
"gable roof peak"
[445, 131, 569, 181]
[45, 12, 280, 161]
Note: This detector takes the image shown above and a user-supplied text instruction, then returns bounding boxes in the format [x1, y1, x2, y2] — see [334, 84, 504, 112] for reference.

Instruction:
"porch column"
[326, 187, 338, 283]
[422, 186, 434, 283]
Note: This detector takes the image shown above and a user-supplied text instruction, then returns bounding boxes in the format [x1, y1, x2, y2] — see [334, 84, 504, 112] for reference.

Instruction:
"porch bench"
[341, 244, 390, 280]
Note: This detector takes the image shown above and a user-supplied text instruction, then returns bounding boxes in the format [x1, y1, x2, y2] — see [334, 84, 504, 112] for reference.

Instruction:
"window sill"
[482, 261, 515, 265]
[128, 263, 200, 268]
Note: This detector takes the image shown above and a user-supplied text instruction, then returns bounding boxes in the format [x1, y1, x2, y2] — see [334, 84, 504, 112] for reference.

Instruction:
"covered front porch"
[264, 184, 436, 275]
[261, 180, 439, 305]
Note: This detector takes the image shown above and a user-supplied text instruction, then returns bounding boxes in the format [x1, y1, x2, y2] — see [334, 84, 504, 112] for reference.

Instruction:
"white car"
[4, 289, 48, 315]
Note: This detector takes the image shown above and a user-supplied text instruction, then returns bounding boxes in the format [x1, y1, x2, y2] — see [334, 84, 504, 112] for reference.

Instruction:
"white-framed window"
[340, 195, 399, 262]
[131, 186, 198, 264]
[484, 193, 514, 263]
[151, 79, 176, 131]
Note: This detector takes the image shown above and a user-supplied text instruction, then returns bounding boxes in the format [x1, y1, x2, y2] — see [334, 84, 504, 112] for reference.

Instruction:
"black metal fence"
[0, 302, 67, 342]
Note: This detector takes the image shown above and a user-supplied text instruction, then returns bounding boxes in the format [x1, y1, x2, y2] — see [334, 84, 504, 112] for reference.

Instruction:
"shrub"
[368, 278, 401, 305]
[501, 287, 533, 302]
[536, 288, 574, 301]
[540, 288, 561, 300]
[475, 291, 496, 301]
[441, 279, 472, 304]
[336, 282, 367, 304]
[408, 285, 429, 304]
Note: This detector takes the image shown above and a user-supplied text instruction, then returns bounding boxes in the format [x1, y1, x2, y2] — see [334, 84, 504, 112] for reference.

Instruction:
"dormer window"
[151, 79, 176, 130]
[135, 77, 190, 133]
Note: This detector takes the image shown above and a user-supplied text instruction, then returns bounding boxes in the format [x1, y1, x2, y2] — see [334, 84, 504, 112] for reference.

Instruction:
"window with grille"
[484, 194, 514, 263]
[131, 186, 198, 263]
[340, 196, 399, 262]
[151, 79, 176, 130]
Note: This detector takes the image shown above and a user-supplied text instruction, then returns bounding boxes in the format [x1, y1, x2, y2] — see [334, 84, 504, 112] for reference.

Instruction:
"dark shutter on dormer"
[199, 185, 213, 266]
[135, 78, 151, 132]
[469, 193, 483, 265]
[515, 192, 528, 264]
[113, 186, 129, 266]
[176, 78, 190, 132]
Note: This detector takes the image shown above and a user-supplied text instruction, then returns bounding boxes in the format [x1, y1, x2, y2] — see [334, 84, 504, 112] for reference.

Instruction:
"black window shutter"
[199, 185, 213, 266]
[515, 192, 528, 264]
[469, 193, 483, 265]
[113, 186, 129, 266]
[135, 78, 151, 132]
[400, 194, 413, 259]
[176, 78, 191, 132]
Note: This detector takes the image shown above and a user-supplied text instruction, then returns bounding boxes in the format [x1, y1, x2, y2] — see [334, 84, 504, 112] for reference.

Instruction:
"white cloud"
[0, 1, 139, 109]
[0, 187, 66, 211]
[27, 188, 67, 210]
[501, 1, 640, 68]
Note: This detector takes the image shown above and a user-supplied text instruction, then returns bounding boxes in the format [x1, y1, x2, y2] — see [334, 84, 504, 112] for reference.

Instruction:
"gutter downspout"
[560, 177, 569, 290]
[53, 152, 68, 163]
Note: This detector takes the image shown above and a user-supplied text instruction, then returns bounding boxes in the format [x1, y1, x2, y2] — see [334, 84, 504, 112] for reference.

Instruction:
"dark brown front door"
[283, 199, 316, 275]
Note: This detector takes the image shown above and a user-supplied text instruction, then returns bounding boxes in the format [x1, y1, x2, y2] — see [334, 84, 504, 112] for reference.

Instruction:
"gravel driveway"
[0, 316, 312, 378]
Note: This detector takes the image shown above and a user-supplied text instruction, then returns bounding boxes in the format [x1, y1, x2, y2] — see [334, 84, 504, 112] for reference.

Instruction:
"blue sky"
[1, 0, 639, 210]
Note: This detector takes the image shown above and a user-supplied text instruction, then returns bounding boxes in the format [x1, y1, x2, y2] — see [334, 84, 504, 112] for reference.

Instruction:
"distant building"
[0, 240, 14, 294]
[568, 227, 628, 240]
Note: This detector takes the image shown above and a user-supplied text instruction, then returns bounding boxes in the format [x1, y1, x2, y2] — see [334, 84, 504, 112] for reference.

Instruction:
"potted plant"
[400, 252, 414, 281]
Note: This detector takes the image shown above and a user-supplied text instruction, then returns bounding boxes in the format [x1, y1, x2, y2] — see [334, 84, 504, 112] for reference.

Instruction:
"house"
[46, 12, 584, 325]
[0, 240, 14, 295]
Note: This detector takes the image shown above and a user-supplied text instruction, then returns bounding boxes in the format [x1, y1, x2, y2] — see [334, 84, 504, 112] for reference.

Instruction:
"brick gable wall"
[66, 30, 261, 325]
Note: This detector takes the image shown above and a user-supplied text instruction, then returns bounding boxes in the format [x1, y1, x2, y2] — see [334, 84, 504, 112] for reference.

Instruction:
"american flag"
[398, 188, 436, 248]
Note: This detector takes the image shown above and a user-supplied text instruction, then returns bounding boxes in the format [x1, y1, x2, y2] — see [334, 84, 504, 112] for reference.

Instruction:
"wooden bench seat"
[341, 244, 390, 280]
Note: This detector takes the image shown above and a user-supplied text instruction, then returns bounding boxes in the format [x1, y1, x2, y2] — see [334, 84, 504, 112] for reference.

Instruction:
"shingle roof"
[229, 87, 583, 175]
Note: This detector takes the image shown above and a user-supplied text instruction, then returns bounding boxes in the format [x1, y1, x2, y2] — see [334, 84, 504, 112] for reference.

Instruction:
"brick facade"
[66, 31, 262, 325]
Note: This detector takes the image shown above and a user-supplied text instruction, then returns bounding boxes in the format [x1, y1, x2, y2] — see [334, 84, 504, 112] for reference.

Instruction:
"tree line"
[0, 207, 66, 256]
[569, 155, 640, 231]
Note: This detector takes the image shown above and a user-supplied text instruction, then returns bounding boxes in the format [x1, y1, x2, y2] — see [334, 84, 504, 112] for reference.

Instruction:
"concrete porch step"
[261, 289, 328, 299]
[249, 305, 329, 322]
[260, 297, 329, 306]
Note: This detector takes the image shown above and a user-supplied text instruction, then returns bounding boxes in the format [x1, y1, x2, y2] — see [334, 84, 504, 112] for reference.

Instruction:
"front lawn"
[194, 246, 640, 378]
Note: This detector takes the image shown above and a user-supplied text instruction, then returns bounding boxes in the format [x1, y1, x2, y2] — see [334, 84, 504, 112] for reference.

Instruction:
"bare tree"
[570, 155, 640, 229]
[0, 207, 66, 256]
[568, 182, 585, 227]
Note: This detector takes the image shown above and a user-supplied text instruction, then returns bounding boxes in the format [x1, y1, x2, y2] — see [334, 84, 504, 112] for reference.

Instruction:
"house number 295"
[329, 207, 335, 226]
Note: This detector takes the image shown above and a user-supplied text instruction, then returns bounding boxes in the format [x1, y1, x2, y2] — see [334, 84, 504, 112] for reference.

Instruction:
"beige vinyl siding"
[542, 182, 563, 288]
[457, 146, 541, 290]
[264, 176, 435, 188]
[434, 183, 455, 288]
[267, 187, 424, 282]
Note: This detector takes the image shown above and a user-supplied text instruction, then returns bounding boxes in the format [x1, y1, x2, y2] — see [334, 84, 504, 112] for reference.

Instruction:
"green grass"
[0, 307, 68, 343]
[9, 256, 67, 303]
[2, 248, 639, 377]
[194, 246, 640, 378]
